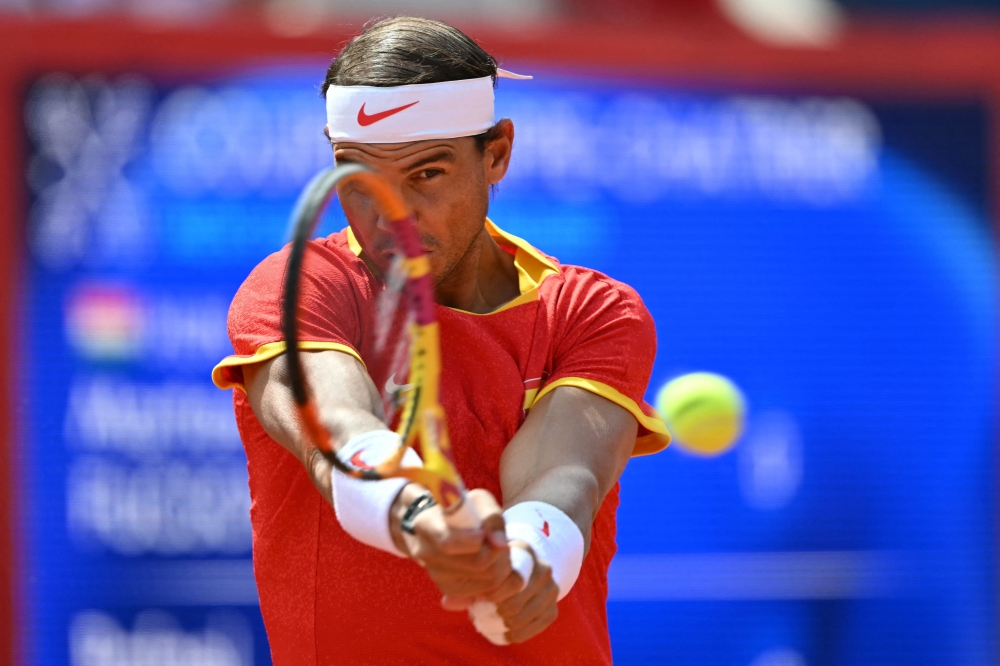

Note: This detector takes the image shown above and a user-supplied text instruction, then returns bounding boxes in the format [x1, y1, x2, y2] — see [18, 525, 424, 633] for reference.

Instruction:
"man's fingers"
[506, 603, 559, 644]
[503, 580, 557, 633]
[496, 559, 552, 617]
[426, 549, 515, 599]
[439, 531, 488, 556]
[440, 595, 473, 611]
[403, 488, 518, 609]
[481, 565, 531, 604]
[484, 551, 559, 642]
[428, 572, 507, 599]
[412, 541, 493, 569]
[411, 506, 484, 557]
[467, 489, 506, 547]
[413, 541, 504, 574]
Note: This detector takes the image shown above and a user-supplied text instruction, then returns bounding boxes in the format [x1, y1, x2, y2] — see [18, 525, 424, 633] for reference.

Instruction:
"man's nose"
[384, 187, 421, 226]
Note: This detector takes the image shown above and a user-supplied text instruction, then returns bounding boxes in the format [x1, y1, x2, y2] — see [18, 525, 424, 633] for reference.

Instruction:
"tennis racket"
[284, 164, 534, 646]
[282, 163, 479, 528]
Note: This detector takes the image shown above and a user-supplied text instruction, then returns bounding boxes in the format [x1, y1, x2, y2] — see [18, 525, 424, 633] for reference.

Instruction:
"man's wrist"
[389, 483, 428, 554]
[503, 501, 584, 601]
[330, 430, 420, 557]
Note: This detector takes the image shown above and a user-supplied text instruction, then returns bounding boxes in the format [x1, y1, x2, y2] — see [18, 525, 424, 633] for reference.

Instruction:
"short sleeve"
[211, 237, 367, 392]
[534, 268, 670, 456]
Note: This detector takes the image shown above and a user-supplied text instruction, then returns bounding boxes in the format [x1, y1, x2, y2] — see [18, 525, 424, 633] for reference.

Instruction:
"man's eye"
[418, 169, 443, 180]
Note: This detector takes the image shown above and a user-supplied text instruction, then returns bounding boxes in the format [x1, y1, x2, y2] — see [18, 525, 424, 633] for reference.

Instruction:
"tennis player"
[212, 16, 669, 665]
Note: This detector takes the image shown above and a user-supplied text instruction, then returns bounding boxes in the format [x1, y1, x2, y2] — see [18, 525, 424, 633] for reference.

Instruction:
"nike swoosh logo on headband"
[357, 101, 419, 126]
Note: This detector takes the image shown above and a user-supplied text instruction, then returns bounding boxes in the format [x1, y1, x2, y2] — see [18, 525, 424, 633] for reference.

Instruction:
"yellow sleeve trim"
[529, 377, 671, 457]
[211, 341, 365, 393]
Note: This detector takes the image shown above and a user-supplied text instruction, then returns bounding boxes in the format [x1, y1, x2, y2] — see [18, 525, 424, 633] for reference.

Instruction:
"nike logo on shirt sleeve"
[357, 101, 419, 126]
[385, 374, 412, 395]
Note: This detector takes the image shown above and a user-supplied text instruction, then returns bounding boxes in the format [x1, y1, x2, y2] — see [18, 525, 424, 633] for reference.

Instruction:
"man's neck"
[434, 225, 520, 314]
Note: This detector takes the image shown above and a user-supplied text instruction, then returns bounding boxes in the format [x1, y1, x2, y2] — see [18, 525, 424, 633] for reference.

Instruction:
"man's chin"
[361, 240, 444, 283]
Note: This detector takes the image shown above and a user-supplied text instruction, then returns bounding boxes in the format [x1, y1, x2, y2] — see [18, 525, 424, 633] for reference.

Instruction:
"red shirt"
[213, 220, 669, 665]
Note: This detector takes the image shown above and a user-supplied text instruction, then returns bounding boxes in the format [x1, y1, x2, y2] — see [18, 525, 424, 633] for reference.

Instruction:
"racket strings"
[372, 252, 416, 428]
[284, 165, 466, 501]
[382, 321, 412, 426]
[373, 254, 407, 353]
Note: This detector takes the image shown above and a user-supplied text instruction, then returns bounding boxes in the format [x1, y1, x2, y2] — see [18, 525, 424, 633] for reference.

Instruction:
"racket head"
[281, 164, 469, 511]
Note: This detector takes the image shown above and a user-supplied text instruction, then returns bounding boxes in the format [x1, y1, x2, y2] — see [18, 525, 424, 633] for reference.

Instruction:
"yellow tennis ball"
[656, 372, 746, 456]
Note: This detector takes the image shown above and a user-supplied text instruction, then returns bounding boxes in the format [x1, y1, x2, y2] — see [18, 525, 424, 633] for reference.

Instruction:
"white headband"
[325, 69, 531, 144]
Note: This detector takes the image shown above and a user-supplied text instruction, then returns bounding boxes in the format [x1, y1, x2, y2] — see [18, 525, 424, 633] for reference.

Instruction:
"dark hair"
[322, 16, 505, 150]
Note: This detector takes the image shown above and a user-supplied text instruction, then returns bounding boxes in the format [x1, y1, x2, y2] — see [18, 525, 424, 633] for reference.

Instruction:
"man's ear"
[484, 119, 515, 186]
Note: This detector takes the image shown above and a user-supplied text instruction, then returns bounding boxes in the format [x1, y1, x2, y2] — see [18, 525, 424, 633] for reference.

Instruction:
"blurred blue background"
[16, 61, 996, 665]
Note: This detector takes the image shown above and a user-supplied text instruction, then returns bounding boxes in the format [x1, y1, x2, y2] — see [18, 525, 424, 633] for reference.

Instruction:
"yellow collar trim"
[483, 218, 560, 295]
[346, 226, 364, 256]
[344, 220, 558, 312]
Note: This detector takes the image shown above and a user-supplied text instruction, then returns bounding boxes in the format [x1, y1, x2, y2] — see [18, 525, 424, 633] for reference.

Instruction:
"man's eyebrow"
[402, 151, 456, 171]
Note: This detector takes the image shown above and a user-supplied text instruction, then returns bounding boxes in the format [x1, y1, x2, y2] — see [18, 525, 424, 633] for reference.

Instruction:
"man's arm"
[242, 350, 514, 604]
[244, 348, 386, 506]
[476, 385, 637, 643]
[501, 385, 637, 551]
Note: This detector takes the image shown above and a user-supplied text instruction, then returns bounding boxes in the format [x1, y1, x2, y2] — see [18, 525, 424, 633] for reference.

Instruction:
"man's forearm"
[498, 386, 638, 577]
[245, 351, 388, 461]
[243, 351, 393, 508]
[503, 465, 601, 553]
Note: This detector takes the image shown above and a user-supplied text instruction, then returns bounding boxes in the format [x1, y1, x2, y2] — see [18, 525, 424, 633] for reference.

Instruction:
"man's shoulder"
[237, 229, 365, 298]
[538, 263, 646, 315]
[226, 229, 369, 344]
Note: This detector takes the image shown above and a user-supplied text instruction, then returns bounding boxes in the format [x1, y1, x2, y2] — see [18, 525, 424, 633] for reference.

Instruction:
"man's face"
[332, 120, 513, 285]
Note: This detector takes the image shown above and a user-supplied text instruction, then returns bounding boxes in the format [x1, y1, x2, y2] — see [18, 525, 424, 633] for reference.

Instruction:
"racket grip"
[468, 545, 535, 645]
[443, 494, 481, 530]
[440, 498, 504, 642]
[469, 601, 507, 645]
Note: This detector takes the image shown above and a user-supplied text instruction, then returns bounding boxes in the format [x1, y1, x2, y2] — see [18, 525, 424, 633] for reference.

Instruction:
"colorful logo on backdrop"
[65, 283, 146, 362]
[63, 281, 233, 370]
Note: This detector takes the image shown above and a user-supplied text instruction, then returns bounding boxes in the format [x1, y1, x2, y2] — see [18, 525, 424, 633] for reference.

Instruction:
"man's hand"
[393, 487, 515, 601]
[479, 544, 560, 643]
[393, 487, 559, 643]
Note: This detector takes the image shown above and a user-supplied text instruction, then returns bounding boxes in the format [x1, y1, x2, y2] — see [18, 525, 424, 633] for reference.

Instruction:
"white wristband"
[468, 501, 584, 646]
[503, 501, 584, 601]
[468, 545, 534, 645]
[331, 430, 421, 558]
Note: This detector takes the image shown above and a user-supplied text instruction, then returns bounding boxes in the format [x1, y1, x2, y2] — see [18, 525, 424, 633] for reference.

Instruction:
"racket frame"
[282, 164, 475, 522]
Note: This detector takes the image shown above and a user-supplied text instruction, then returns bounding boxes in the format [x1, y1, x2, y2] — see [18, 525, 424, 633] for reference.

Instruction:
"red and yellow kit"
[213, 220, 669, 665]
